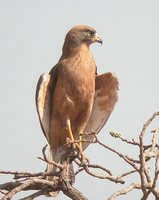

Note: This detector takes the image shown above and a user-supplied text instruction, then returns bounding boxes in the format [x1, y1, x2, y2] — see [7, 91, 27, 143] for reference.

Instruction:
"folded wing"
[35, 73, 51, 142]
[83, 72, 119, 149]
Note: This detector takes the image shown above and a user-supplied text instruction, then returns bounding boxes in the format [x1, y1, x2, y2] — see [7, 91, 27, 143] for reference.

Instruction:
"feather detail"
[35, 73, 51, 142]
[83, 72, 119, 149]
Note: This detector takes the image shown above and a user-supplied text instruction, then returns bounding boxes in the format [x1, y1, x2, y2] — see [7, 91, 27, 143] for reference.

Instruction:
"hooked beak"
[93, 33, 103, 45]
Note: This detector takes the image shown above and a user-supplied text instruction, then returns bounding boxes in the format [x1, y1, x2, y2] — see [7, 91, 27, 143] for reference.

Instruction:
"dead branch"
[75, 164, 113, 176]
[93, 135, 140, 171]
[0, 112, 159, 199]
[37, 144, 64, 171]
[108, 183, 141, 200]
[108, 112, 159, 199]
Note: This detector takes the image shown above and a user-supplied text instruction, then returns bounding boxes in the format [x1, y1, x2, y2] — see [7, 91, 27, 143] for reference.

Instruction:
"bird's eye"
[87, 31, 92, 37]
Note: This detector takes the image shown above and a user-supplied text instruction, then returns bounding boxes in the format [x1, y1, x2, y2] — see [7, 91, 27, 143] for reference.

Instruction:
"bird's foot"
[66, 119, 89, 164]
[65, 138, 89, 165]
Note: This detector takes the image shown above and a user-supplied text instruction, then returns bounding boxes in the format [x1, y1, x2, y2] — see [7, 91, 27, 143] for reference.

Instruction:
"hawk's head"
[64, 25, 103, 46]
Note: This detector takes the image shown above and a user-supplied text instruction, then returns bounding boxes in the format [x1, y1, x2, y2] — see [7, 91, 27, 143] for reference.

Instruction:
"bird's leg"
[66, 120, 88, 164]
[66, 119, 74, 142]
[66, 119, 82, 150]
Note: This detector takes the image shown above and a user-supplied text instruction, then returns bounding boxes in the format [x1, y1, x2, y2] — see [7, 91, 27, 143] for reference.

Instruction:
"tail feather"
[46, 148, 61, 197]
[46, 148, 61, 175]
[46, 148, 75, 198]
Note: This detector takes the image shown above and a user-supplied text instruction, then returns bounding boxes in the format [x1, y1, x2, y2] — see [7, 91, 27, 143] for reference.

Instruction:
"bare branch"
[139, 112, 159, 195]
[117, 170, 137, 179]
[110, 131, 140, 146]
[1, 112, 159, 199]
[1, 179, 49, 200]
[37, 144, 64, 170]
[82, 164, 124, 184]
[94, 135, 139, 171]
[108, 183, 141, 200]
[75, 164, 113, 176]
[19, 190, 46, 200]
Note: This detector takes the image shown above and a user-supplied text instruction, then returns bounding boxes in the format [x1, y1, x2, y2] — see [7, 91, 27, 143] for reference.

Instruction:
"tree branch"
[0, 112, 159, 199]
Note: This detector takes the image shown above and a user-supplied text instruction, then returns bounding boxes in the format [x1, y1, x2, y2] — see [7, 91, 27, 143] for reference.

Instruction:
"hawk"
[36, 25, 119, 195]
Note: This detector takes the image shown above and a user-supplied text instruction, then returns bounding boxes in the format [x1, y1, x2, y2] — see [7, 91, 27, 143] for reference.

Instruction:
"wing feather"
[35, 73, 51, 142]
[35, 66, 58, 142]
[83, 72, 119, 149]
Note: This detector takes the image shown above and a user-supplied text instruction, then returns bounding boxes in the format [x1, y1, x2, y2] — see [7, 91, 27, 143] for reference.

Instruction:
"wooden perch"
[0, 112, 159, 199]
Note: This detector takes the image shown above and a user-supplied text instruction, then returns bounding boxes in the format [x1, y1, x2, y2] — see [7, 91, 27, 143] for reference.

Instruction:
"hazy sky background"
[0, 0, 159, 199]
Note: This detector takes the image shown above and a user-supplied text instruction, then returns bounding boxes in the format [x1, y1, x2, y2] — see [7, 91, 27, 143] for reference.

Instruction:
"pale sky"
[0, 1, 159, 200]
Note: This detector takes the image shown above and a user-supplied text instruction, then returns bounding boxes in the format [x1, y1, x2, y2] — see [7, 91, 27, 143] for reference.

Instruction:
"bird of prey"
[35, 25, 119, 195]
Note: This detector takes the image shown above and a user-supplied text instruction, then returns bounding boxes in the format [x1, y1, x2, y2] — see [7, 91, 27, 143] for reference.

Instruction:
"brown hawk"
[35, 25, 119, 195]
